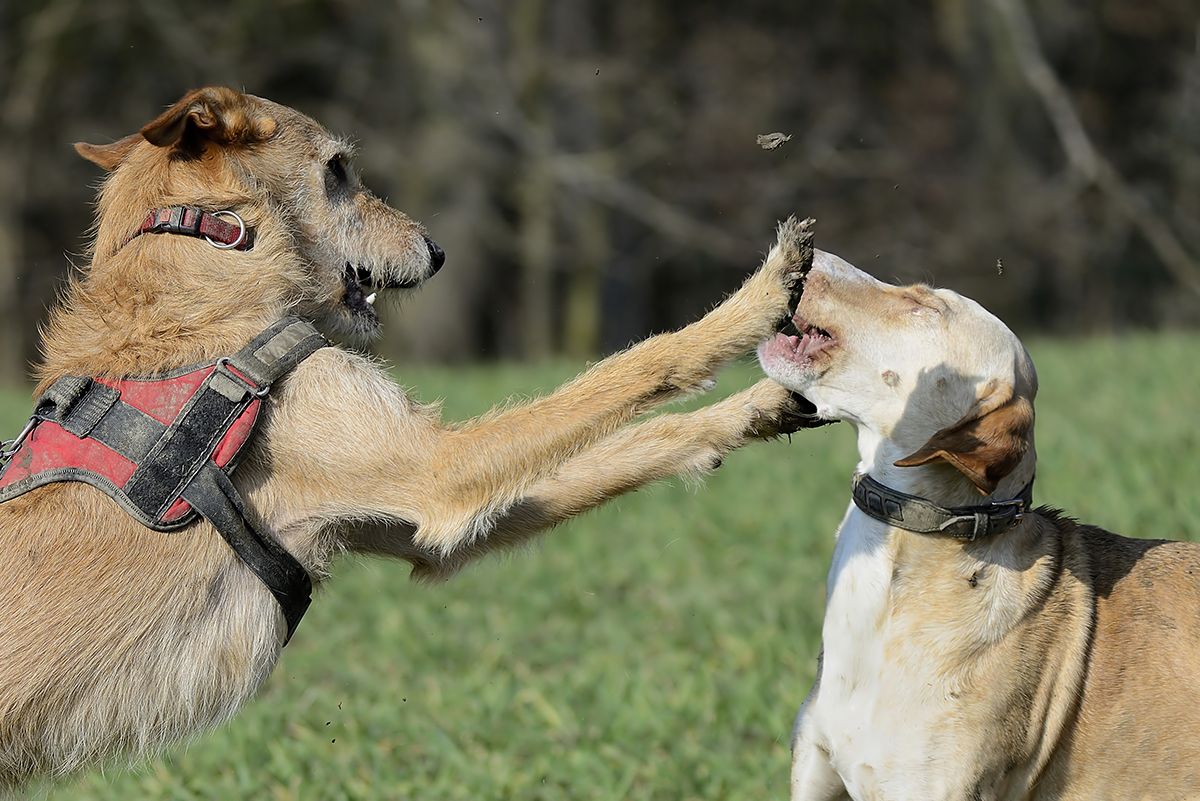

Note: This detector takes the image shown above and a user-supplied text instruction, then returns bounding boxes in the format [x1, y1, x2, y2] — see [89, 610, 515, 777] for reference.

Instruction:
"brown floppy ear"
[74, 132, 143, 171]
[139, 86, 276, 150]
[895, 384, 1034, 494]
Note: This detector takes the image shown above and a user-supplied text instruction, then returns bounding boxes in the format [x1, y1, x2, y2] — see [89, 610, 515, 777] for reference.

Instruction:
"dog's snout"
[425, 237, 445, 274]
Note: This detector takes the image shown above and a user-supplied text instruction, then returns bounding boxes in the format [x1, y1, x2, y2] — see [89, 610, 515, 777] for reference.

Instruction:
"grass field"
[5, 331, 1199, 800]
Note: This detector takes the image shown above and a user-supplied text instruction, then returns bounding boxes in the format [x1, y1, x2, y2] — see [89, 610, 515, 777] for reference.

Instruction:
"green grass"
[7, 331, 1198, 800]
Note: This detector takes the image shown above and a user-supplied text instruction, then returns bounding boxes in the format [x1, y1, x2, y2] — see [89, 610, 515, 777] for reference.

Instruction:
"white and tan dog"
[759, 250, 1200, 800]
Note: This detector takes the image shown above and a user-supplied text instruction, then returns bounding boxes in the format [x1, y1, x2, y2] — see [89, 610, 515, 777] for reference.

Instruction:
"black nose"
[425, 237, 445, 274]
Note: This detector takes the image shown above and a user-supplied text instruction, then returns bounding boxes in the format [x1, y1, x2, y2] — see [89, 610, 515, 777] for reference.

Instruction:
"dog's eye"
[324, 156, 352, 199]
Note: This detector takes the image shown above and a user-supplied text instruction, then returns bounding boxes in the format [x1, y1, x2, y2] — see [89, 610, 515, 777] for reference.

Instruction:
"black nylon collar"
[851, 472, 1034, 541]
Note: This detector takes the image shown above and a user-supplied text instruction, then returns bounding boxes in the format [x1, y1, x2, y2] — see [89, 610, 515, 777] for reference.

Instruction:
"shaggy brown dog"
[0, 87, 810, 790]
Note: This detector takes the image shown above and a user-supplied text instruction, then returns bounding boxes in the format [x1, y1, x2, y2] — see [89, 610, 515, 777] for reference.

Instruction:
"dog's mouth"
[757, 310, 836, 425]
[771, 312, 837, 367]
[341, 262, 423, 318]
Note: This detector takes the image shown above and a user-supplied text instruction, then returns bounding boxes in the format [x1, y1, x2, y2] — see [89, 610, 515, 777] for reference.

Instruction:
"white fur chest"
[807, 505, 961, 799]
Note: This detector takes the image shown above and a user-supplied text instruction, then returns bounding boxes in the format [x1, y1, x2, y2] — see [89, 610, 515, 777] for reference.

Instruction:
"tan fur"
[0, 87, 810, 791]
[759, 249, 1200, 800]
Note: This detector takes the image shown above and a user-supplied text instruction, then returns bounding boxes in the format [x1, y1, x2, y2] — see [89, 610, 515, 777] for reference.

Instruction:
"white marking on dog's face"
[758, 250, 1036, 463]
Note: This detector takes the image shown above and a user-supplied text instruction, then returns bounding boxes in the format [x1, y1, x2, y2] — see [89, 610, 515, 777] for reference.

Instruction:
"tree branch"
[987, 0, 1200, 297]
[549, 155, 749, 264]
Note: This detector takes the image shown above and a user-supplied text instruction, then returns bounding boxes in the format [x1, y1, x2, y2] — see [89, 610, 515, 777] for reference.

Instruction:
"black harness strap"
[122, 362, 259, 519]
[156, 318, 328, 643]
[183, 461, 313, 642]
[45, 376, 123, 439]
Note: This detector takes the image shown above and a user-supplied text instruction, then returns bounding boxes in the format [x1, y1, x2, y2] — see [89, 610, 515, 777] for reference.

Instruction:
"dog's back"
[1035, 522, 1200, 798]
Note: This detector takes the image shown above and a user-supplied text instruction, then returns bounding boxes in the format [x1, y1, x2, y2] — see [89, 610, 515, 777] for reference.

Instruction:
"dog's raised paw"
[741, 380, 831, 439]
[775, 216, 816, 311]
[775, 390, 833, 434]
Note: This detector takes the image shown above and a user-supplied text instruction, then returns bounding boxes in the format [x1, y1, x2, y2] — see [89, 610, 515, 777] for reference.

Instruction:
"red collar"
[129, 206, 251, 250]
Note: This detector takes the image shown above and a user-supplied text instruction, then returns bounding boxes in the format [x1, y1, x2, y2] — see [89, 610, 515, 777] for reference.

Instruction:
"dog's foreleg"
[399, 380, 807, 578]
[433, 214, 811, 460]
[395, 219, 811, 550]
[790, 664, 849, 801]
[261, 222, 810, 557]
[256, 220, 814, 571]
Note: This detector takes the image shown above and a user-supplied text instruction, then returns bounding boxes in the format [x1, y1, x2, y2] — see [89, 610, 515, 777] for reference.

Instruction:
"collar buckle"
[989, 496, 1028, 522]
[146, 206, 203, 236]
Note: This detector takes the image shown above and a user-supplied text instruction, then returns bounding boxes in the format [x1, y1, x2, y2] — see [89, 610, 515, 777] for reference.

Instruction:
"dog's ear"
[139, 87, 277, 150]
[74, 133, 143, 171]
[894, 381, 1034, 494]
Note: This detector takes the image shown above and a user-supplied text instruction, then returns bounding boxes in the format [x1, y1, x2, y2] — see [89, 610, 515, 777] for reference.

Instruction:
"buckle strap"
[122, 317, 327, 520]
[226, 317, 330, 389]
[852, 473, 1033, 541]
[122, 368, 255, 518]
[131, 206, 252, 251]
[34, 376, 121, 439]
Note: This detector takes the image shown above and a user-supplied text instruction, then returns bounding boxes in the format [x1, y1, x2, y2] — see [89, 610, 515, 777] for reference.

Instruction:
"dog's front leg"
[390, 216, 813, 551]
[395, 379, 809, 577]
[428, 214, 813, 443]
[255, 219, 814, 569]
[789, 658, 849, 801]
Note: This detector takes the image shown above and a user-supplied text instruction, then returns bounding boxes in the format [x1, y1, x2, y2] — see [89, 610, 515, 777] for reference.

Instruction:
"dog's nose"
[426, 237, 445, 274]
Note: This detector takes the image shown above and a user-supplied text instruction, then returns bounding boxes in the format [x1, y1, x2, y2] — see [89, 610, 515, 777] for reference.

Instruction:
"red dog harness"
[0, 317, 327, 643]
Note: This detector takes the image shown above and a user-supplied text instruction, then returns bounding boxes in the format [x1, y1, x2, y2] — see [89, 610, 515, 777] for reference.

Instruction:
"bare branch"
[549, 155, 749, 264]
[988, 0, 1200, 297]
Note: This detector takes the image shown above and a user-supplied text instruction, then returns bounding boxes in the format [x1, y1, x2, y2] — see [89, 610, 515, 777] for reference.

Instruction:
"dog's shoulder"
[1042, 508, 1200, 620]
[261, 344, 440, 446]
[278, 345, 400, 402]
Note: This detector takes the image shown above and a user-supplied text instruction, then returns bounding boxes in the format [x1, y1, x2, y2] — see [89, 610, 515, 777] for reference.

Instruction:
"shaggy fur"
[759, 250, 1200, 800]
[0, 87, 810, 791]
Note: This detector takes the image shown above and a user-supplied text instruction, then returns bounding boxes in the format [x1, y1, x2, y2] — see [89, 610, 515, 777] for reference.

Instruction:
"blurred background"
[2, 0, 1199, 387]
[5, 6, 1200, 795]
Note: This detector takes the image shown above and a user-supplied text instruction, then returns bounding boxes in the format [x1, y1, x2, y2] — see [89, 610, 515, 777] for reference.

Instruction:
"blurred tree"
[0, 0, 83, 387]
[0, 0, 1198, 388]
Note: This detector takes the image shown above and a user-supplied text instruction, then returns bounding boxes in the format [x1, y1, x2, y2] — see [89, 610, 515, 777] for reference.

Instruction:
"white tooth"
[365, 292, 377, 306]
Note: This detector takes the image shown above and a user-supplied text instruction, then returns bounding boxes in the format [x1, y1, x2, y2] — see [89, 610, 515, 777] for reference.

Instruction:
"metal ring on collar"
[206, 210, 247, 250]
